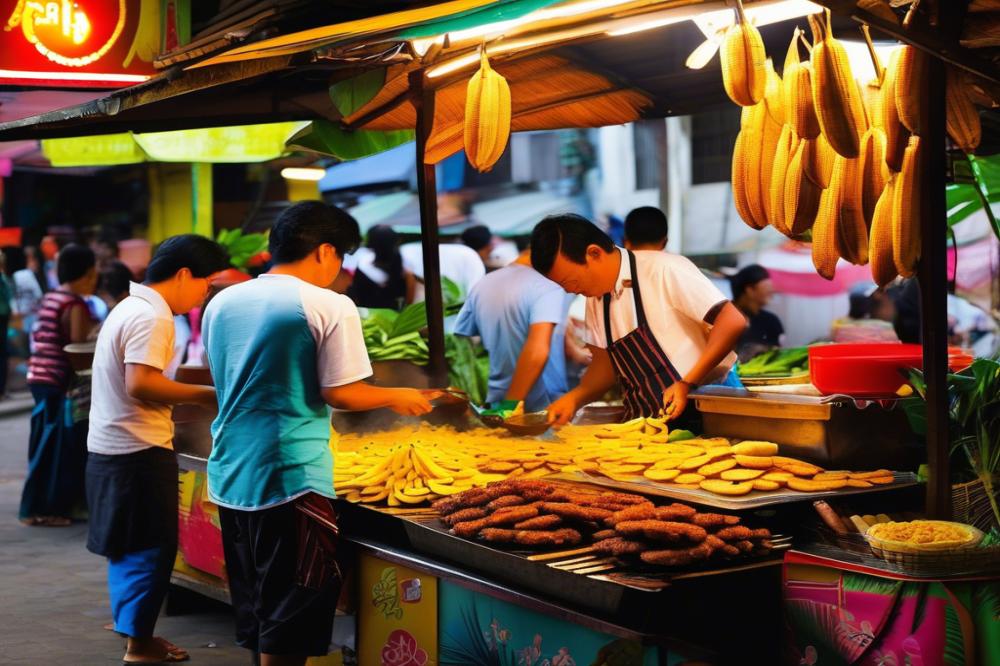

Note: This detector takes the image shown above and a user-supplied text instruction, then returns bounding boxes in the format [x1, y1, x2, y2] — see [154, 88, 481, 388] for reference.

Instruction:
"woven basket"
[952, 478, 1000, 533]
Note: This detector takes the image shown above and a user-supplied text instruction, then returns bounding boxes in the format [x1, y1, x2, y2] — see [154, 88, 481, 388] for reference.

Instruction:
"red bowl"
[809, 343, 923, 397]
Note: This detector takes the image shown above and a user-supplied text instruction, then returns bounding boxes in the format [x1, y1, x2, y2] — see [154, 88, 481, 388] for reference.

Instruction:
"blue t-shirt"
[454, 263, 572, 412]
[202, 274, 372, 510]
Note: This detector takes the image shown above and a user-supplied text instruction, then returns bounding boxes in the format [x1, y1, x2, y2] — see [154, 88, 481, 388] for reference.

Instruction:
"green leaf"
[329, 69, 387, 117]
[286, 120, 414, 162]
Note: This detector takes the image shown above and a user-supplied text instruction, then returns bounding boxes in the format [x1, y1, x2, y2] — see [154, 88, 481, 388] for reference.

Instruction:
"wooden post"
[919, 53, 951, 519]
[918, 1, 968, 519]
[410, 70, 448, 385]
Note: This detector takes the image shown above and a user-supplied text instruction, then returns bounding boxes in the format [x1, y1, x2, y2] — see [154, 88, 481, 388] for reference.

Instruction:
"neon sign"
[0, 0, 154, 87]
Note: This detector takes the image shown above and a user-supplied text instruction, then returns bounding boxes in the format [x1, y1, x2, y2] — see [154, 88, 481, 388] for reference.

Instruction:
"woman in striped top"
[19, 244, 98, 526]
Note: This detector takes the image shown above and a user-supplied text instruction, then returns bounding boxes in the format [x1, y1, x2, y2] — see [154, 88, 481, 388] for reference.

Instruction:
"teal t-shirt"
[202, 274, 372, 510]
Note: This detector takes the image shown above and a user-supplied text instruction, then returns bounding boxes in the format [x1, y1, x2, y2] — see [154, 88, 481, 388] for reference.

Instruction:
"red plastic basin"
[809, 343, 924, 397]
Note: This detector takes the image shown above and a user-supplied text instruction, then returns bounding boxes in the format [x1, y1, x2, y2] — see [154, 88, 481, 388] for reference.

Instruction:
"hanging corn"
[464, 50, 512, 173]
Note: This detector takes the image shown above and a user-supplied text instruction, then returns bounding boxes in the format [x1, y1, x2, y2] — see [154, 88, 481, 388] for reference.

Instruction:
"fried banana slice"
[731, 441, 779, 456]
[786, 477, 848, 492]
[700, 479, 755, 496]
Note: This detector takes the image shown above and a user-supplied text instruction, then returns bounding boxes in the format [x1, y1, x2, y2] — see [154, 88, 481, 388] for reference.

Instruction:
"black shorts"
[218, 497, 339, 657]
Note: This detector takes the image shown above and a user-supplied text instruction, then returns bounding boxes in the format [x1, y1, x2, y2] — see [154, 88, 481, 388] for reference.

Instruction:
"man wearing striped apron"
[529, 214, 747, 427]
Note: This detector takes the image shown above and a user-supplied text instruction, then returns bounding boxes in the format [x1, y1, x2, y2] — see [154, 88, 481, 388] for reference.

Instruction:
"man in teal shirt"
[203, 201, 433, 666]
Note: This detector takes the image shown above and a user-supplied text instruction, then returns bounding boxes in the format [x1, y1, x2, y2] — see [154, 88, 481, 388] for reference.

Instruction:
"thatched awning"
[343, 54, 651, 163]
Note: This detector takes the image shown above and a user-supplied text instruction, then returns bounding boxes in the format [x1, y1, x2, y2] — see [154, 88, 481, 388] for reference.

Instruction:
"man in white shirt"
[530, 214, 747, 426]
[86, 235, 228, 664]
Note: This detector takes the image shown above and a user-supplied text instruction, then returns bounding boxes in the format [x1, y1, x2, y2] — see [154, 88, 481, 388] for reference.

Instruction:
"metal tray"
[692, 387, 913, 469]
[550, 471, 921, 511]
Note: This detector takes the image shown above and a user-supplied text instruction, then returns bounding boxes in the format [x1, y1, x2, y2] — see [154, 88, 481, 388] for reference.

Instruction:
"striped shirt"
[27, 290, 90, 389]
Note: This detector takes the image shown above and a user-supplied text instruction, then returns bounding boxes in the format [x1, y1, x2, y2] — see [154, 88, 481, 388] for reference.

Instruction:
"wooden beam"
[817, 0, 1000, 85]
[410, 70, 448, 386]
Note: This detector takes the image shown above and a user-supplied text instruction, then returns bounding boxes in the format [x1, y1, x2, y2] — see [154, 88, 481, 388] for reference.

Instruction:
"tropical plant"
[215, 228, 269, 269]
[948, 154, 1000, 241]
[902, 358, 1000, 527]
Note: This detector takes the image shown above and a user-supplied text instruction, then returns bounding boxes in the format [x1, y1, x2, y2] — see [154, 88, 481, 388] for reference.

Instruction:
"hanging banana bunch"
[945, 66, 981, 154]
[464, 50, 512, 173]
[720, 0, 767, 106]
[879, 48, 910, 172]
[892, 136, 923, 278]
[783, 27, 820, 140]
[810, 11, 868, 158]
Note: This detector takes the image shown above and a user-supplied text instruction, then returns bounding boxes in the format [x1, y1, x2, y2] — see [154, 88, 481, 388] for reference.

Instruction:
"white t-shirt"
[585, 248, 736, 384]
[88, 282, 176, 455]
[400, 242, 486, 297]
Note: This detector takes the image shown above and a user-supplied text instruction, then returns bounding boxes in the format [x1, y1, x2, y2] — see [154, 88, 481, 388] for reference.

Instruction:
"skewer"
[573, 563, 618, 575]
[526, 545, 595, 561]
[546, 554, 601, 566]
[551, 557, 616, 571]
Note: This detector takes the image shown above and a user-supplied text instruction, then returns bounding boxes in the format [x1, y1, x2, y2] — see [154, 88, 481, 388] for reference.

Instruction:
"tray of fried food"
[432, 480, 650, 549]
[556, 437, 909, 502]
[586, 499, 779, 569]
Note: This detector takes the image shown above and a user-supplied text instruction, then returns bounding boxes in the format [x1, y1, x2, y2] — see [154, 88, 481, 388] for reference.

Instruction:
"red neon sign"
[1, 0, 157, 87]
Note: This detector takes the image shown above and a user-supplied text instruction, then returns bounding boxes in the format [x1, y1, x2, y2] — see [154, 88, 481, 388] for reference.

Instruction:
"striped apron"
[603, 250, 685, 421]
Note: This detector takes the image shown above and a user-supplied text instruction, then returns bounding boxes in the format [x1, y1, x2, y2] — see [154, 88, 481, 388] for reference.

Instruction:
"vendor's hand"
[661, 382, 690, 421]
[389, 388, 434, 416]
[546, 393, 579, 426]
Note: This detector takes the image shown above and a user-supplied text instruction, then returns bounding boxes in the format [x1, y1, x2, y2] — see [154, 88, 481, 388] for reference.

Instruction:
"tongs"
[433, 389, 550, 436]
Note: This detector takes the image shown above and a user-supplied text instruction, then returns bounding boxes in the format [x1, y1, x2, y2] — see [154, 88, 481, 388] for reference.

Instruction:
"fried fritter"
[640, 542, 714, 566]
[452, 518, 489, 537]
[514, 528, 582, 547]
[539, 502, 614, 522]
[654, 503, 698, 522]
[713, 525, 753, 541]
[513, 514, 562, 530]
[734, 540, 755, 553]
[487, 495, 527, 511]
[615, 520, 707, 543]
[605, 503, 657, 526]
[691, 512, 741, 528]
[592, 537, 647, 556]
[479, 528, 517, 542]
[442, 507, 487, 526]
[486, 505, 539, 526]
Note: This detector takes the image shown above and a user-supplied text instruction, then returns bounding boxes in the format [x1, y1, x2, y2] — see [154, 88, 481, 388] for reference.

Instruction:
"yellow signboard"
[358, 553, 437, 666]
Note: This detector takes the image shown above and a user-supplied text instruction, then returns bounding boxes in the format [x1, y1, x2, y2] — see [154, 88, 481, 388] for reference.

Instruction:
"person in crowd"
[731, 264, 785, 363]
[19, 244, 98, 526]
[399, 240, 486, 301]
[92, 233, 120, 269]
[461, 225, 497, 268]
[623, 206, 668, 252]
[203, 201, 435, 666]
[98, 261, 135, 311]
[454, 240, 574, 413]
[0, 250, 13, 399]
[530, 214, 746, 427]
[830, 282, 900, 343]
[9, 246, 46, 340]
[347, 225, 412, 309]
[86, 235, 227, 665]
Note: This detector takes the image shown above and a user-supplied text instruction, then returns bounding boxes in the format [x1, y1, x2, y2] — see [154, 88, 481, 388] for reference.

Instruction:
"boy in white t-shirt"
[86, 234, 228, 665]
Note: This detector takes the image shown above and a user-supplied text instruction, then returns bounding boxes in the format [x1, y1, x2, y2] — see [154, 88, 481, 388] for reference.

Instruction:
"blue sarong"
[108, 546, 175, 638]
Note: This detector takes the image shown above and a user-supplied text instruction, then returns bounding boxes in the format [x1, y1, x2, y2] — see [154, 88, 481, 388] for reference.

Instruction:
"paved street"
[0, 411, 250, 665]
